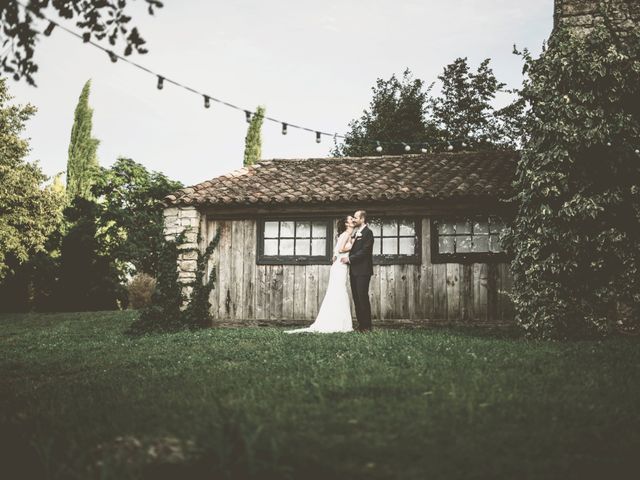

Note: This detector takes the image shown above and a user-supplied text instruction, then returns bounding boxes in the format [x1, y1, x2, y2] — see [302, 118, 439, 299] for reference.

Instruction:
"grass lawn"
[1, 311, 639, 480]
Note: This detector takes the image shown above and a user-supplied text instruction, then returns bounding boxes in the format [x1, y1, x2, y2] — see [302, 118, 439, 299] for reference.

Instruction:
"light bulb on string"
[421, 147, 428, 153]
[316, 132, 321, 143]
[245, 110, 252, 123]
[635, 149, 640, 155]
[375, 141, 383, 153]
[44, 21, 56, 36]
[203, 95, 210, 108]
[606, 141, 612, 147]
[461, 142, 468, 148]
[156, 75, 164, 90]
[447, 144, 454, 151]
[282, 123, 288, 135]
[403, 143, 411, 152]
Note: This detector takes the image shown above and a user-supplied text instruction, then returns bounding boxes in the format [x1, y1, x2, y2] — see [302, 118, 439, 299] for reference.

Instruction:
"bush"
[127, 273, 157, 309]
[125, 226, 220, 335]
[501, 17, 640, 339]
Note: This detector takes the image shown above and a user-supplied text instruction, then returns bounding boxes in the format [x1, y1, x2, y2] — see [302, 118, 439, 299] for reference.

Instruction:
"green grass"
[1, 311, 639, 480]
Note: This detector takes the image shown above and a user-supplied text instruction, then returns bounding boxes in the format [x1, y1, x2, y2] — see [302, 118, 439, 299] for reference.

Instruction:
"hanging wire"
[15, 1, 640, 155]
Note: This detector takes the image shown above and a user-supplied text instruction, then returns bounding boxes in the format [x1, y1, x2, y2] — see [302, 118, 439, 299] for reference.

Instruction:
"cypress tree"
[243, 105, 265, 166]
[66, 79, 100, 200]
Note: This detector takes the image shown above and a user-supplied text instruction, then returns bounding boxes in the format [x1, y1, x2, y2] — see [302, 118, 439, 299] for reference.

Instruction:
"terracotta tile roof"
[163, 151, 519, 207]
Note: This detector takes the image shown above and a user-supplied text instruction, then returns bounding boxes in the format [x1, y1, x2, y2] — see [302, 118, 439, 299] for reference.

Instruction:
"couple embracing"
[285, 210, 373, 334]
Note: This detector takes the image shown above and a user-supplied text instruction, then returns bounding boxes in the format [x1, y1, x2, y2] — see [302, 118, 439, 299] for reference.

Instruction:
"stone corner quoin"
[163, 205, 202, 309]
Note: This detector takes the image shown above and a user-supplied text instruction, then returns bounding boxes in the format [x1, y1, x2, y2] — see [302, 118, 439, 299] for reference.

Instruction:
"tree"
[334, 69, 433, 157]
[0, 0, 163, 86]
[243, 105, 265, 166]
[0, 76, 63, 282]
[92, 157, 184, 278]
[66, 79, 100, 201]
[500, 21, 640, 339]
[56, 196, 125, 311]
[333, 63, 522, 156]
[431, 57, 519, 150]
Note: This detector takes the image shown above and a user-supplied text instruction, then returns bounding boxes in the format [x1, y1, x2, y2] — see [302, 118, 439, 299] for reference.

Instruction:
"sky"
[8, 0, 554, 188]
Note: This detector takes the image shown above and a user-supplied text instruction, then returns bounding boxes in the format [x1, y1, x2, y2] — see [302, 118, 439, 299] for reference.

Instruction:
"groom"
[341, 210, 374, 332]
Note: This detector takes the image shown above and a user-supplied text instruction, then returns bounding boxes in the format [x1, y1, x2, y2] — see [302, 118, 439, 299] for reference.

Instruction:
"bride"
[284, 216, 356, 333]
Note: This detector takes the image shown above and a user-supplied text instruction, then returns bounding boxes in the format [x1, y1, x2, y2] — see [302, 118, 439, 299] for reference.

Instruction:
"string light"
[18, 2, 640, 155]
[43, 21, 56, 36]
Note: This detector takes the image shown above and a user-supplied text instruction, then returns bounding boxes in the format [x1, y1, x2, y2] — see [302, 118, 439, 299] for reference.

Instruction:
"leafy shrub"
[501, 17, 640, 339]
[127, 273, 157, 309]
[126, 226, 221, 335]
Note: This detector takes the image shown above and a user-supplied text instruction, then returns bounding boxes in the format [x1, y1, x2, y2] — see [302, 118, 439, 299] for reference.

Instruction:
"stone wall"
[163, 205, 202, 309]
[553, 0, 640, 36]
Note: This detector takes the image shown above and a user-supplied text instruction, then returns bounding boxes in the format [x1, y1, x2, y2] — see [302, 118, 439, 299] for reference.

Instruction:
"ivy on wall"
[501, 17, 640, 339]
[126, 226, 221, 335]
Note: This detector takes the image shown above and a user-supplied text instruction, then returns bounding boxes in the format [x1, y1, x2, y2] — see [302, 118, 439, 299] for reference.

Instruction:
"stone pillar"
[553, 0, 640, 37]
[163, 205, 201, 310]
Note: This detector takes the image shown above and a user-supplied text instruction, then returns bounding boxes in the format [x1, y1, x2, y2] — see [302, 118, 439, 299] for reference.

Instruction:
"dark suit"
[348, 225, 374, 331]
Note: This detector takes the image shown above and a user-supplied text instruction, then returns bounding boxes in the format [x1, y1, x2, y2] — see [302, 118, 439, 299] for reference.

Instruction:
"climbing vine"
[126, 226, 221, 335]
[501, 17, 640, 339]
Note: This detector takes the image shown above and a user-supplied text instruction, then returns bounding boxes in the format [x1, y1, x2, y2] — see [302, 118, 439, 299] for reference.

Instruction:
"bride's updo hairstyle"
[337, 216, 350, 236]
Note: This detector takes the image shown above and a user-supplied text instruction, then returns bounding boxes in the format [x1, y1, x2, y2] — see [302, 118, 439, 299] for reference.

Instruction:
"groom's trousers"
[350, 274, 372, 330]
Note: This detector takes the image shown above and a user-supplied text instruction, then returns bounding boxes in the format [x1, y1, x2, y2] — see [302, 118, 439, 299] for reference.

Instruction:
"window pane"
[438, 236, 454, 253]
[472, 235, 489, 252]
[399, 220, 415, 236]
[369, 219, 382, 236]
[456, 219, 472, 234]
[280, 239, 294, 255]
[382, 237, 398, 254]
[264, 239, 278, 255]
[473, 220, 489, 235]
[373, 238, 382, 255]
[264, 221, 279, 238]
[457, 235, 473, 252]
[296, 222, 311, 238]
[280, 221, 294, 237]
[437, 221, 455, 235]
[490, 216, 506, 235]
[489, 235, 502, 252]
[311, 222, 327, 239]
[295, 239, 310, 255]
[311, 238, 326, 256]
[399, 237, 414, 255]
[383, 221, 398, 237]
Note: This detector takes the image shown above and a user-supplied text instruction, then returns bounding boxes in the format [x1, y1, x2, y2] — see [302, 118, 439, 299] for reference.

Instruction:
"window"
[258, 219, 332, 265]
[431, 215, 508, 263]
[369, 217, 421, 265]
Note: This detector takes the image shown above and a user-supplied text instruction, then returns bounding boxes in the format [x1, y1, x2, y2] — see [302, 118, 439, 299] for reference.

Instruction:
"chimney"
[553, 0, 640, 37]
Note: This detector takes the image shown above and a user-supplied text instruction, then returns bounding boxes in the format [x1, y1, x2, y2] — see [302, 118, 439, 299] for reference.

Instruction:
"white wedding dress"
[284, 232, 354, 334]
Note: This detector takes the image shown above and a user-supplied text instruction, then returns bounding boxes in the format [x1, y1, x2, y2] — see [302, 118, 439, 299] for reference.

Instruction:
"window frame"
[430, 215, 509, 264]
[369, 216, 422, 266]
[257, 217, 333, 265]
